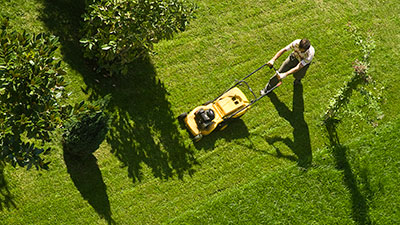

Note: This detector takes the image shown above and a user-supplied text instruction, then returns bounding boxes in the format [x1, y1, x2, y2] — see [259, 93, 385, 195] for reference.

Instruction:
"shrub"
[323, 23, 382, 126]
[0, 17, 68, 169]
[62, 96, 110, 158]
[80, 0, 196, 75]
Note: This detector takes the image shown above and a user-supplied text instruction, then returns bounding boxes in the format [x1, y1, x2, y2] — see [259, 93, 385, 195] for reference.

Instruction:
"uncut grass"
[1, 0, 400, 224]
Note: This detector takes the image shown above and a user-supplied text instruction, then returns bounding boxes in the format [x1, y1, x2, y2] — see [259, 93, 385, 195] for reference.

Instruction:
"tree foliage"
[80, 0, 196, 75]
[0, 18, 68, 169]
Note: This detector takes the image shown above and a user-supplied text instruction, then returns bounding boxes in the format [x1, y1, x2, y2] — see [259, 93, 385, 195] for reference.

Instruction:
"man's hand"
[276, 71, 287, 80]
[267, 59, 275, 68]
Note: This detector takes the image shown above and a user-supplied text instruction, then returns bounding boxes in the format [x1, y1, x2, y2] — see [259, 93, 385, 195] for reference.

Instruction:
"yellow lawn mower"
[178, 64, 281, 142]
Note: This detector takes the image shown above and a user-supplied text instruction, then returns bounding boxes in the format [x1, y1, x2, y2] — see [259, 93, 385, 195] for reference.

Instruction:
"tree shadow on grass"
[89, 58, 198, 183]
[325, 120, 371, 225]
[38, 0, 115, 217]
[71, 58, 197, 220]
[38, 0, 198, 183]
[37, 0, 88, 74]
[63, 153, 114, 224]
[265, 83, 312, 169]
[0, 162, 16, 211]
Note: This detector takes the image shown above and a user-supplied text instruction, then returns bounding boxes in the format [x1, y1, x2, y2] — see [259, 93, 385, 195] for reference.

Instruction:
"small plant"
[323, 23, 383, 126]
[62, 96, 110, 158]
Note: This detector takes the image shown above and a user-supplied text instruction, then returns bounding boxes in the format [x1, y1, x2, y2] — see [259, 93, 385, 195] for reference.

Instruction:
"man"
[261, 39, 315, 95]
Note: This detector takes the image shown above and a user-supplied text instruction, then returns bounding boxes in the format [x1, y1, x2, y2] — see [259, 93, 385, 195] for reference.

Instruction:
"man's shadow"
[265, 83, 312, 168]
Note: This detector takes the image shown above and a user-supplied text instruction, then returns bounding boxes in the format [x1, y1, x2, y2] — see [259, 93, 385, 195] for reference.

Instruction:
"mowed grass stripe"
[1, 0, 400, 224]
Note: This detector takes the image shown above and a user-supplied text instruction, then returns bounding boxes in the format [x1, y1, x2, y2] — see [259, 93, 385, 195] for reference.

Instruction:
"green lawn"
[1, 0, 400, 224]
[170, 118, 400, 224]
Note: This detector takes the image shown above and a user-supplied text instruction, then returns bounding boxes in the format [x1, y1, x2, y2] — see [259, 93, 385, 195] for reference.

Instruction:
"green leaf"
[101, 45, 112, 50]
[79, 39, 90, 44]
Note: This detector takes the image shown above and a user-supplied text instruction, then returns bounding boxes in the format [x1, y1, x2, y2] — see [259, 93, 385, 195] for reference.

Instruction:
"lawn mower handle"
[241, 63, 269, 81]
[268, 64, 278, 72]
[209, 63, 277, 104]
[221, 65, 281, 120]
[224, 75, 281, 120]
[209, 63, 268, 103]
[226, 63, 279, 91]
[238, 64, 277, 99]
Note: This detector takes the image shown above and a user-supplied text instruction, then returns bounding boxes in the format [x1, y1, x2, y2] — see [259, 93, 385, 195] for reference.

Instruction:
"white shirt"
[284, 39, 315, 66]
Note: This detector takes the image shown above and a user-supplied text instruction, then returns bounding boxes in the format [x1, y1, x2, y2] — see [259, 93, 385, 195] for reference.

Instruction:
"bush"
[323, 23, 381, 126]
[62, 97, 110, 158]
[0, 17, 68, 169]
[80, 0, 196, 75]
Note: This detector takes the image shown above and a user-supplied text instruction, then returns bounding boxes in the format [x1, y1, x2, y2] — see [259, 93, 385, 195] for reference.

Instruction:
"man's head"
[299, 39, 310, 52]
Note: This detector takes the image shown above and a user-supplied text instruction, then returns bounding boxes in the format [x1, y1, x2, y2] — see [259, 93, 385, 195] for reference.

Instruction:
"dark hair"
[299, 39, 310, 51]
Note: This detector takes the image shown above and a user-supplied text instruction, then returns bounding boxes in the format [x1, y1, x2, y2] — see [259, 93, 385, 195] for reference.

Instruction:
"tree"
[0, 17, 68, 169]
[80, 0, 196, 75]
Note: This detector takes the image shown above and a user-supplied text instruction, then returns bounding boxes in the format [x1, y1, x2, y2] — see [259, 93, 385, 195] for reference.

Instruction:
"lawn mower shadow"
[193, 119, 250, 151]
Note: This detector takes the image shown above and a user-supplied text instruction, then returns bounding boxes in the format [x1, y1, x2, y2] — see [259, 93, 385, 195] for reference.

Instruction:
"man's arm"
[278, 62, 304, 79]
[267, 47, 287, 67]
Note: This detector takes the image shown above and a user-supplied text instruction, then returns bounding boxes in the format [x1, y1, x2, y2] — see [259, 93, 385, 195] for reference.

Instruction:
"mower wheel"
[193, 134, 203, 142]
[178, 112, 188, 121]
[217, 119, 230, 131]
